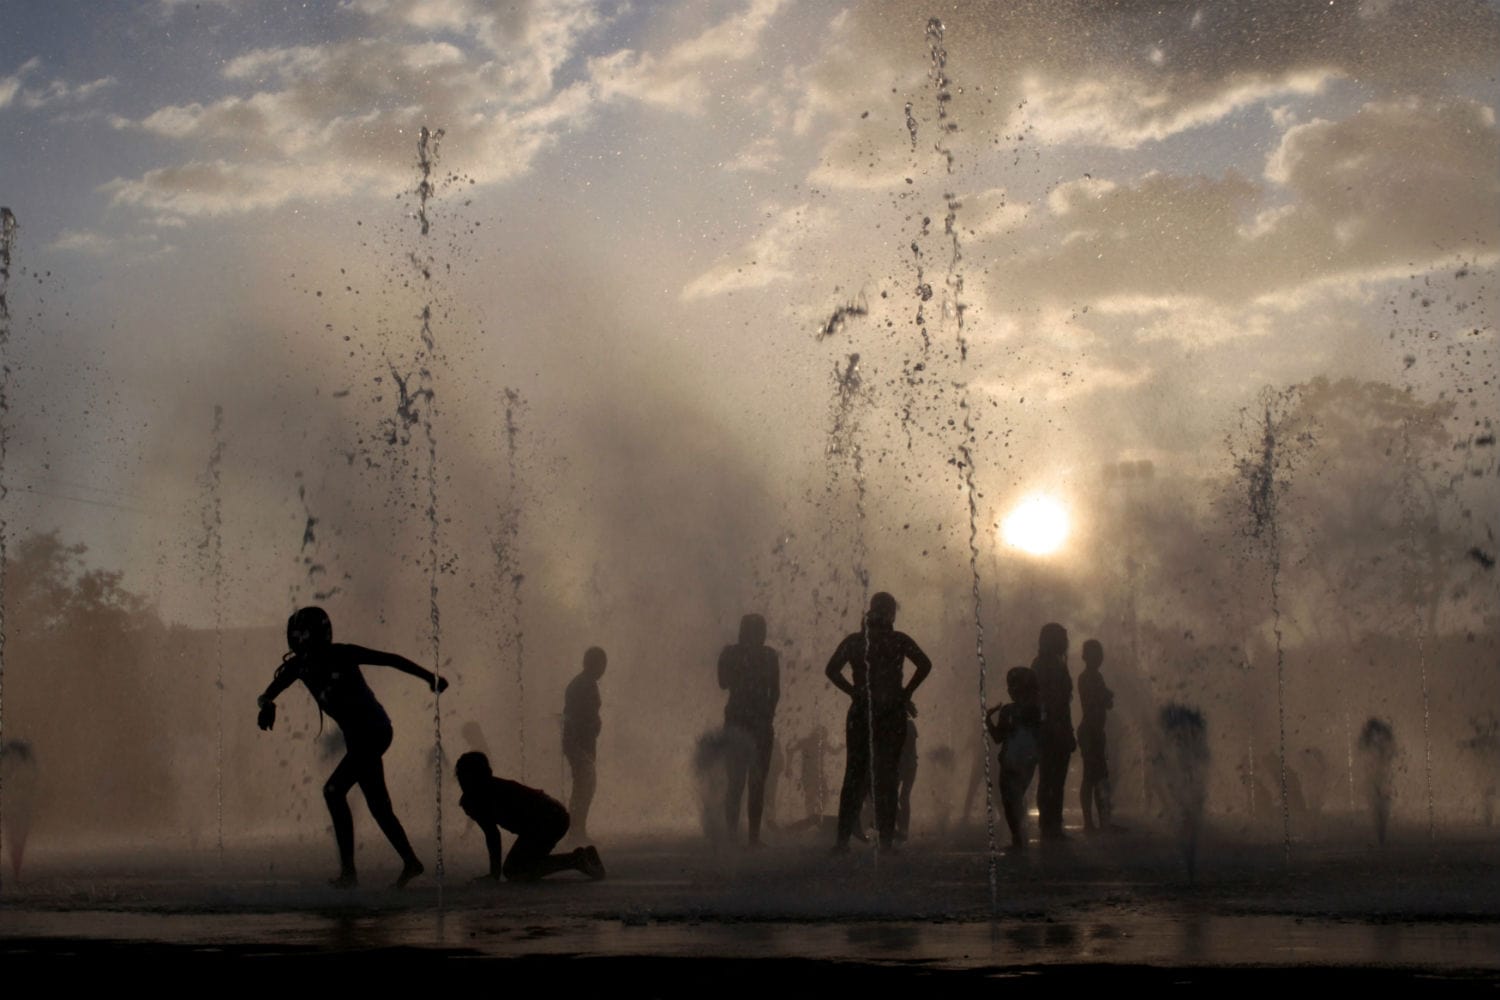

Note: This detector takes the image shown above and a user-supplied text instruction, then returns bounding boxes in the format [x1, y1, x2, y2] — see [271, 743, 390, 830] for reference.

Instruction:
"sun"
[1001, 494, 1071, 556]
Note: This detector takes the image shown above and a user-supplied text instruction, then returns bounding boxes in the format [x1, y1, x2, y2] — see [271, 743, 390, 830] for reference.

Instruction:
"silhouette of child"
[455, 751, 605, 882]
[257, 606, 447, 888]
[987, 666, 1041, 852]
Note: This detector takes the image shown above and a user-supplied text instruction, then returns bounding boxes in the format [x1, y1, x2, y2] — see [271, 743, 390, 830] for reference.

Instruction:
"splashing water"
[1398, 422, 1436, 845]
[413, 125, 447, 890]
[925, 18, 956, 174]
[1157, 704, 1210, 882]
[199, 404, 226, 865]
[1233, 387, 1305, 861]
[1359, 717, 1398, 846]
[822, 351, 876, 854]
[1344, 710, 1357, 813]
[498, 387, 528, 779]
[914, 16, 996, 903]
[0, 207, 14, 891]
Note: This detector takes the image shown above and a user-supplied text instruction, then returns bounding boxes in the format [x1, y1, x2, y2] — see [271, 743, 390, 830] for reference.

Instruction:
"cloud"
[588, 0, 789, 114]
[680, 201, 834, 300]
[979, 96, 1500, 318]
[47, 228, 174, 259]
[0, 57, 114, 111]
[1018, 69, 1337, 150]
[102, 1, 604, 219]
[793, 0, 1500, 186]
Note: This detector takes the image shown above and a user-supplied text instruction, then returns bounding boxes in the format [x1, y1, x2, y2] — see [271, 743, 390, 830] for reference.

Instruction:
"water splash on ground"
[1157, 704, 1209, 882]
[1358, 717, 1398, 846]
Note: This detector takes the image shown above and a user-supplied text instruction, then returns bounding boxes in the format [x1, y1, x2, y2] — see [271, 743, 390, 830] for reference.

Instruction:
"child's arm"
[902, 637, 933, 700]
[985, 704, 1008, 744]
[463, 801, 505, 880]
[351, 645, 450, 693]
[256, 659, 300, 730]
[824, 638, 858, 697]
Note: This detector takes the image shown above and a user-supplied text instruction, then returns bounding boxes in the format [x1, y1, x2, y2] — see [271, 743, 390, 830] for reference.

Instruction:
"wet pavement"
[3, 825, 1499, 982]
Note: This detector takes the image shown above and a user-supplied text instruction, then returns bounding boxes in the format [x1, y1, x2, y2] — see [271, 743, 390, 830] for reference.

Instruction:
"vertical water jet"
[0, 207, 14, 892]
[497, 387, 528, 779]
[199, 404, 226, 866]
[1359, 717, 1397, 846]
[1398, 422, 1436, 844]
[413, 125, 447, 890]
[1157, 704, 1209, 882]
[1234, 387, 1304, 861]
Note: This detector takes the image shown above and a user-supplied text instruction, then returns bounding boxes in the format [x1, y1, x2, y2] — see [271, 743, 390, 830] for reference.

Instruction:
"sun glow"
[1001, 494, 1071, 556]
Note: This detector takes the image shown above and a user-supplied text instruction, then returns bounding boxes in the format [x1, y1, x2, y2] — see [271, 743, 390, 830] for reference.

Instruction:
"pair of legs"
[324, 725, 421, 887]
[1035, 737, 1073, 840]
[1078, 728, 1111, 830]
[1000, 759, 1036, 849]
[896, 747, 916, 841]
[565, 745, 597, 841]
[504, 812, 605, 881]
[724, 723, 774, 845]
[836, 706, 906, 848]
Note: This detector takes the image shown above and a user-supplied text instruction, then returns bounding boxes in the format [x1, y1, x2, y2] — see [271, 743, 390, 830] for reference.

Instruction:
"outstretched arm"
[902, 637, 933, 700]
[351, 645, 450, 693]
[824, 638, 857, 697]
[256, 659, 299, 730]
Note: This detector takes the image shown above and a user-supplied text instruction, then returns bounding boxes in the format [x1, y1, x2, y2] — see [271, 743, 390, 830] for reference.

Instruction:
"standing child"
[256, 606, 447, 888]
[986, 666, 1041, 853]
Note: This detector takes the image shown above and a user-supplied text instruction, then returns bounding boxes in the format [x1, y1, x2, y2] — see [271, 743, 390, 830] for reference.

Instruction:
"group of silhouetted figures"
[258, 607, 603, 888]
[257, 596, 1116, 887]
[987, 624, 1116, 851]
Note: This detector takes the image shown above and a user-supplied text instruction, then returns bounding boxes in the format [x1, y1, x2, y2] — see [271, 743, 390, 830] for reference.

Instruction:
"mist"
[0, 0, 1495, 876]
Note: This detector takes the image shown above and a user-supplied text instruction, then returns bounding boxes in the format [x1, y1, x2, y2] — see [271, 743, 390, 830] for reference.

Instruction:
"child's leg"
[356, 752, 419, 870]
[1000, 766, 1023, 846]
[324, 754, 362, 879]
[746, 730, 773, 843]
[504, 817, 578, 880]
[724, 733, 748, 834]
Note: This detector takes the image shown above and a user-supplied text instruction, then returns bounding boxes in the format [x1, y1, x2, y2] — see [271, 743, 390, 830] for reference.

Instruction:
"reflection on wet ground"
[3, 827, 1499, 973]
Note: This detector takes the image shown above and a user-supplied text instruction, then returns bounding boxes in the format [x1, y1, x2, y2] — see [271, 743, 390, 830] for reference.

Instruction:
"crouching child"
[455, 751, 606, 882]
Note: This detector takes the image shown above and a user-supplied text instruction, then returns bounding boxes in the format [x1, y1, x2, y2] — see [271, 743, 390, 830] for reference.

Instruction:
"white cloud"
[0, 57, 114, 111]
[1018, 68, 1338, 150]
[681, 201, 834, 300]
[103, 2, 606, 219]
[47, 228, 174, 259]
[589, 0, 789, 114]
[961, 188, 1031, 239]
[724, 135, 784, 173]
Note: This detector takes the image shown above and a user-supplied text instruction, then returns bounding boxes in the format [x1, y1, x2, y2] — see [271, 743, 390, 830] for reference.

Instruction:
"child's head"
[738, 613, 767, 646]
[867, 592, 898, 629]
[1082, 639, 1104, 669]
[1006, 666, 1038, 703]
[455, 751, 492, 791]
[1038, 622, 1069, 658]
[583, 646, 608, 679]
[287, 606, 332, 654]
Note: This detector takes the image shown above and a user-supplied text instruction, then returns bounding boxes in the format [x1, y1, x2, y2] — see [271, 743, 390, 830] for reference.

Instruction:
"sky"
[2, 1, 1498, 825]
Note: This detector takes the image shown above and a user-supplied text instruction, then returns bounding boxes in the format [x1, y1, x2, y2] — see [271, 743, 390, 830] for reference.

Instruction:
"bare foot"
[329, 870, 358, 889]
[394, 860, 425, 889]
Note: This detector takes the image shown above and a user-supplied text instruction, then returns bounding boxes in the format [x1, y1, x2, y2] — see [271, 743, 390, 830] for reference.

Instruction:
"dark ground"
[3, 819, 1499, 988]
